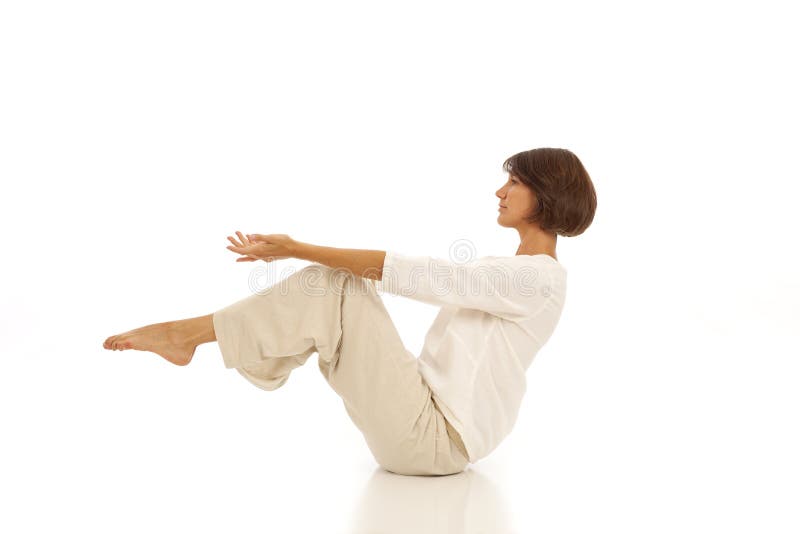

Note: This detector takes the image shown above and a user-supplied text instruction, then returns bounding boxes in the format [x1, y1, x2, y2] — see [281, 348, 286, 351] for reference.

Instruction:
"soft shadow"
[347, 467, 515, 534]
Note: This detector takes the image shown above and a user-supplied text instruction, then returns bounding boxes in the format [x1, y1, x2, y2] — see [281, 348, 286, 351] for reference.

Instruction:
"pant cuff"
[212, 309, 240, 369]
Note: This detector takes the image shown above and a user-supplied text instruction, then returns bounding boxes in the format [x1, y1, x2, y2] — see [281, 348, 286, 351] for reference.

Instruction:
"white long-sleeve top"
[375, 251, 568, 463]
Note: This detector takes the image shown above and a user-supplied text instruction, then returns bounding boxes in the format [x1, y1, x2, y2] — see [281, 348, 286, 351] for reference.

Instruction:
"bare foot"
[103, 321, 196, 366]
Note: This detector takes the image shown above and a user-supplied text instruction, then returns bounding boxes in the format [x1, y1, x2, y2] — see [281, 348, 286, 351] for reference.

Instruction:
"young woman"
[102, 147, 597, 476]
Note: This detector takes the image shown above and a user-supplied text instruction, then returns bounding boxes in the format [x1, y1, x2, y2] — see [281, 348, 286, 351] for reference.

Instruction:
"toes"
[111, 337, 131, 350]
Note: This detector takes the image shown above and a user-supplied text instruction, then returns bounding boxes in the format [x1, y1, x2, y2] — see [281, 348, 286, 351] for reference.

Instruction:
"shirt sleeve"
[377, 251, 551, 321]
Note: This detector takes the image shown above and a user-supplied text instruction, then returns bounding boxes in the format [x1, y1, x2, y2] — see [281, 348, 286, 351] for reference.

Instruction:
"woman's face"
[495, 173, 537, 227]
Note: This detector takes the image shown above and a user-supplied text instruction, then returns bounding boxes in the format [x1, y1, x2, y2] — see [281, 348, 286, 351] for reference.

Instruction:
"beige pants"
[211, 263, 470, 476]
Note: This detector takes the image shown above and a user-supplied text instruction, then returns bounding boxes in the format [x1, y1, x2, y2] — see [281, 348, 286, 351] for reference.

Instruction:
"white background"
[1, 1, 798, 532]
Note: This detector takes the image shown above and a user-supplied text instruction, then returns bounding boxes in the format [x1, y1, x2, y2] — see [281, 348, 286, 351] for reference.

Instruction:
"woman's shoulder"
[481, 254, 566, 270]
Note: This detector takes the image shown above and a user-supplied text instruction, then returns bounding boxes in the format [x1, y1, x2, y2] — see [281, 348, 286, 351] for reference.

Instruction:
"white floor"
[2, 319, 797, 533]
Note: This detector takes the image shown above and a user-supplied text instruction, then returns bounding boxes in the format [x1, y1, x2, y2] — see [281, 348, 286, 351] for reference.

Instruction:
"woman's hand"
[226, 231, 296, 263]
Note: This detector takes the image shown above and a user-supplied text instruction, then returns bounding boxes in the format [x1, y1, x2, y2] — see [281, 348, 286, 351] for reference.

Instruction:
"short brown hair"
[502, 147, 597, 237]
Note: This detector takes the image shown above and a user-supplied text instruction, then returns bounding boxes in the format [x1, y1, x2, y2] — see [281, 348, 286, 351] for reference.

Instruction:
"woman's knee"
[291, 263, 354, 294]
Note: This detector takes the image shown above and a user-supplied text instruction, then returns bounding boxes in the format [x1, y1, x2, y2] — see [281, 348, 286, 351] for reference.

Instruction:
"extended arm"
[231, 234, 547, 321]
[293, 241, 387, 281]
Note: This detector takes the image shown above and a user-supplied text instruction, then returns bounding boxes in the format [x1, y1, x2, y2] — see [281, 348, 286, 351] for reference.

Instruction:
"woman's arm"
[293, 241, 387, 281]
[232, 233, 549, 321]
[377, 251, 554, 321]
[228, 232, 386, 281]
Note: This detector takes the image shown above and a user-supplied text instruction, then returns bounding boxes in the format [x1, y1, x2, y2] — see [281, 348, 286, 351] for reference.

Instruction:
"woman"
[102, 147, 597, 476]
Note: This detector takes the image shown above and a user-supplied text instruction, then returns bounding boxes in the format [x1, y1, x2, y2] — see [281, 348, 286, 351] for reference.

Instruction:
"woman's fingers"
[236, 231, 249, 246]
[228, 231, 252, 248]
[227, 231, 280, 263]
[228, 234, 246, 246]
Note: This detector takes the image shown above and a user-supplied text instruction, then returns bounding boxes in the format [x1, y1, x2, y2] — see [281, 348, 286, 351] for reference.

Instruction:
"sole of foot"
[103, 321, 196, 366]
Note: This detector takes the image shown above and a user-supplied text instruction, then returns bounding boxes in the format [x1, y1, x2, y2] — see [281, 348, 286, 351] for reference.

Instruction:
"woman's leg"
[212, 263, 470, 476]
[102, 263, 469, 475]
